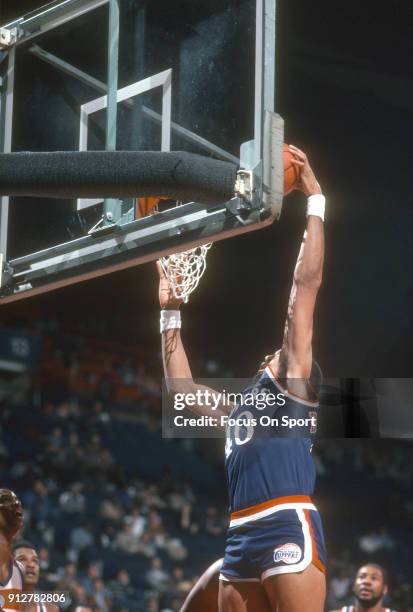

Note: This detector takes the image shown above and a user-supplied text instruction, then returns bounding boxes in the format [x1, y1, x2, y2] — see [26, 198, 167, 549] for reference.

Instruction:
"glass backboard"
[0, 0, 283, 302]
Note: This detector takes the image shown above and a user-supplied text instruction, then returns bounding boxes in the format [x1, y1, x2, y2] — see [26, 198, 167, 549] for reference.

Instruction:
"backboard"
[0, 0, 283, 302]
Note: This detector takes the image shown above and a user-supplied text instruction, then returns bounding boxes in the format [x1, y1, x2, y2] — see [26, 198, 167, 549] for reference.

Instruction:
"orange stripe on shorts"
[304, 508, 326, 575]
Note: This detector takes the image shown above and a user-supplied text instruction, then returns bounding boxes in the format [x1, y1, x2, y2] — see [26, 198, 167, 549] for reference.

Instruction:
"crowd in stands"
[1, 397, 227, 611]
[0, 323, 412, 610]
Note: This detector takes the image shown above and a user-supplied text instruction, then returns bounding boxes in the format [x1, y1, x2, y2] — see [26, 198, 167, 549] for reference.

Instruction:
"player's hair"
[12, 539, 37, 553]
[356, 563, 388, 586]
[254, 355, 322, 399]
[0, 488, 18, 501]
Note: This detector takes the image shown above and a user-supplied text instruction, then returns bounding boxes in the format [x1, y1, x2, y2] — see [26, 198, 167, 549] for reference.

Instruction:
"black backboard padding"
[0, 151, 237, 204]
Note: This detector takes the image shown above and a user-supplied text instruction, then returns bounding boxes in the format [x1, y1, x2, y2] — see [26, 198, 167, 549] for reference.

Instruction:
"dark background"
[1, 0, 412, 378]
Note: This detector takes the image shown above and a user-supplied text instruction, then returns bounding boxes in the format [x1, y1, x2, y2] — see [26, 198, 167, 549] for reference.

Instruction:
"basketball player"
[0, 489, 24, 610]
[159, 144, 326, 612]
[180, 558, 223, 612]
[330, 564, 397, 612]
[12, 540, 59, 612]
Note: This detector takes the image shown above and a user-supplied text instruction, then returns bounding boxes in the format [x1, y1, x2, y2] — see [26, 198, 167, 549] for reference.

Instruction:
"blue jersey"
[224, 368, 319, 516]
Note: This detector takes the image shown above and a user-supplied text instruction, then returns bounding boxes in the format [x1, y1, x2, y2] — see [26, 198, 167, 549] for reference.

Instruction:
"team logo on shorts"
[273, 543, 302, 564]
[0, 593, 5, 609]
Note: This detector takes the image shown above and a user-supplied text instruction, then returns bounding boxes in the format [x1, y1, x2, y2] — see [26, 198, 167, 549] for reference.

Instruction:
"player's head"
[257, 352, 322, 392]
[257, 350, 283, 376]
[12, 540, 40, 587]
[0, 489, 24, 537]
[353, 563, 388, 607]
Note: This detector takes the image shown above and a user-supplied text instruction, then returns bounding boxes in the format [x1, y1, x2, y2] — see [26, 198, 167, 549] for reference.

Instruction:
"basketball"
[284, 143, 300, 195]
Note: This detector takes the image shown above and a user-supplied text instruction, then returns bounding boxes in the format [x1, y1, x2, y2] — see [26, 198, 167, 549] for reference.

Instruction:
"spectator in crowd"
[38, 546, 52, 573]
[100, 495, 123, 524]
[135, 532, 157, 558]
[146, 557, 171, 593]
[56, 562, 78, 593]
[47, 427, 64, 453]
[22, 480, 54, 525]
[91, 578, 111, 611]
[164, 537, 187, 562]
[126, 506, 146, 537]
[81, 562, 102, 594]
[71, 582, 96, 610]
[59, 483, 86, 514]
[358, 527, 395, 554]
[116, 522, 141, 555]
[69, 520, 94, 559]
[204, 506, 224, 536]
[109, 568, 138, 610]
[328, 566, 353, 608]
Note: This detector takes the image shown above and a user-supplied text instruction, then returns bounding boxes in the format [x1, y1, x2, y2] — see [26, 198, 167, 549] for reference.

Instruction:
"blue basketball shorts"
[220, 495, 327, 583]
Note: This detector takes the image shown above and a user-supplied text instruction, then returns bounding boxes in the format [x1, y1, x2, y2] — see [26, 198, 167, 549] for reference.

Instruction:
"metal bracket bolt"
[0, 27, 22, 49]
[234, 169, 254, 203]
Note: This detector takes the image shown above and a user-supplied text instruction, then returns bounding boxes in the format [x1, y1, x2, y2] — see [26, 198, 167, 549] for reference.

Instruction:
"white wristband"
[160, 309, 181, 333]
[307, 194, 326, 221]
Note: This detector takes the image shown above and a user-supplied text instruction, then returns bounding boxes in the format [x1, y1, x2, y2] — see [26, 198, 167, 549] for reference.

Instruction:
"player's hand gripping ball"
[287, 144, 322, 197]
[283, 143, 301, 195]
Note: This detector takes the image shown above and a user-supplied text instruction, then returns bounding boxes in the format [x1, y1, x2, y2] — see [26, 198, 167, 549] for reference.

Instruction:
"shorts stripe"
[304, 508, 326, 574]
[219, 574, 260, 583]
[229, 496, 316, 528]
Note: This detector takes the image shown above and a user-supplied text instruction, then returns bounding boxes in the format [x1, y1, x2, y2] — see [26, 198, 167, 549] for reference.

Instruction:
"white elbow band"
[307, 194, 326, 221]
[160, 309, 181, 333]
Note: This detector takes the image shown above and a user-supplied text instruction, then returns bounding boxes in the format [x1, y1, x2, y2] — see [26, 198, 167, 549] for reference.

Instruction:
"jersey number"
[225, 410, 254, 457]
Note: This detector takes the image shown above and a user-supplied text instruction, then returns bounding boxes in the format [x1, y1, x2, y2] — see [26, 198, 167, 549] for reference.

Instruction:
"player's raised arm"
[274, 145, 325, 381]
[157, 260, 192, 381]
[157, 261, 231, 420]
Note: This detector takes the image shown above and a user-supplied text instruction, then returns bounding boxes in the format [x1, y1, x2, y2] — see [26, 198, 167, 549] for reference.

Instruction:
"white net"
[160, 243, 212, 303]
